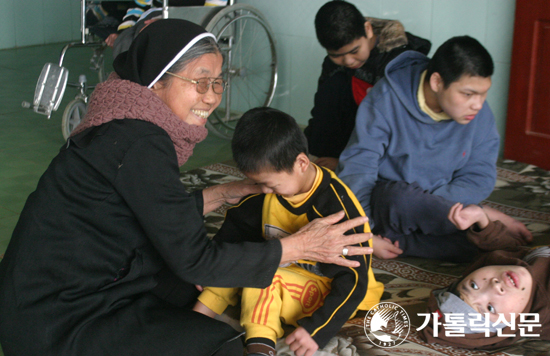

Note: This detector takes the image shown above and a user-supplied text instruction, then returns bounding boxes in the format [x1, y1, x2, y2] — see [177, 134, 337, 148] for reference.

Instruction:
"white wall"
[238, 0, 516, 153]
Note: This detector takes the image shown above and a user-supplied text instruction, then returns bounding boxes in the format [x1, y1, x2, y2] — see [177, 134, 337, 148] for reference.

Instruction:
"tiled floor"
[0, 42, 233, 260]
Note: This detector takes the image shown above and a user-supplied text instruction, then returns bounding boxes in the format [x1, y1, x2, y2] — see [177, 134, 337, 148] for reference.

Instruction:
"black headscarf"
[113, 19, 216, 88]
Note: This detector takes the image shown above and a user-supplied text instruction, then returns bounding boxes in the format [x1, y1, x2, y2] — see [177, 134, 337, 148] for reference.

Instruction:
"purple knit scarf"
[71, 73, 208, 166]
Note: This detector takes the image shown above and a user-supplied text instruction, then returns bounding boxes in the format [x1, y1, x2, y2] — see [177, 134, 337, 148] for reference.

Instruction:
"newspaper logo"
[364, 302, 410, 348]
[416, 312, 541, 337]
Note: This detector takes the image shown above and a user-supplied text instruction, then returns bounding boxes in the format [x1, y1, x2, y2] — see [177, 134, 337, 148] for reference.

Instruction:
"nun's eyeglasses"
[166, 72, 227, 94]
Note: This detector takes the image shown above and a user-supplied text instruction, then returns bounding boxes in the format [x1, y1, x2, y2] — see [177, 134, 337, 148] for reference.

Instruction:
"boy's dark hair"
[232, 107, 308, 174]
[426, 35, 494, 88]
[315, 1, 366, 51]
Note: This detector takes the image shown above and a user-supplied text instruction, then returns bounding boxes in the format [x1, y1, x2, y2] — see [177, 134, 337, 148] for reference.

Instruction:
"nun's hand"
[202, 179, 263, 214]
[279, 211, 373, 268]
[222, 179, 264, 205]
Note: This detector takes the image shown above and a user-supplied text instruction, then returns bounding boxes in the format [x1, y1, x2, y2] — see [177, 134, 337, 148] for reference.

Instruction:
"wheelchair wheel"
[205, 4, 277, 139]
[61, 98, 87, 141]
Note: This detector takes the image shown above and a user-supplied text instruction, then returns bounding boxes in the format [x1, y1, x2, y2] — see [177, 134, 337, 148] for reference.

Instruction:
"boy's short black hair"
[426, 35, 494, 88]
[315, 1, 366, 51]
[232, 107, 308, 174]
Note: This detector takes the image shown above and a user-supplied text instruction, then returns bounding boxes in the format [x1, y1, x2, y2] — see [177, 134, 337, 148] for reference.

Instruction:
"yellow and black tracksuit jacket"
[212, 165, 384, 347]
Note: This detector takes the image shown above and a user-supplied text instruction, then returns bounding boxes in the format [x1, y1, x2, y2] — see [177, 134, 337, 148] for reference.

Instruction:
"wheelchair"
[23, 0, 278, 140]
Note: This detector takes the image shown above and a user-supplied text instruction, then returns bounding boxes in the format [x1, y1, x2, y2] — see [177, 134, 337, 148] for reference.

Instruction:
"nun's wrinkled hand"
[279, 211, 373, 268]
[201, 179, 262, 214]
[221, 179, 263, 205]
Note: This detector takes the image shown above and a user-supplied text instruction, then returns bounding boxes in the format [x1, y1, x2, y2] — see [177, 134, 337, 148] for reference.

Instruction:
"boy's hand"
[371, 235, 402, 259]
[105, 33, 118, 47]
[285, 326, 319, 356]
[448, 203, 489, 230]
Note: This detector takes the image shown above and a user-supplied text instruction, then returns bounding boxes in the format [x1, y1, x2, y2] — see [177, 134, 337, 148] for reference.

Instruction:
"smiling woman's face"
[152, 52, 223, 126]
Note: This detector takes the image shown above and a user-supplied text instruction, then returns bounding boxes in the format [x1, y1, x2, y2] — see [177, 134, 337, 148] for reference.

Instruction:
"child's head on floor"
[433, 263, 533, 335]
[452, 264, 532, 323]
[421, 246, 550, 349]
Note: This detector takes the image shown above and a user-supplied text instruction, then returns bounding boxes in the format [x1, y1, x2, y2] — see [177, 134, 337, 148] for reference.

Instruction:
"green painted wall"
[1, 0, 517, 153]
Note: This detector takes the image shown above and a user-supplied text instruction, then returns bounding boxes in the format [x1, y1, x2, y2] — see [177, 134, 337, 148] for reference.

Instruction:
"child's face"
[431, 74, 492, 125]
[457, 265, 533, 323]
[326, 21, 375, 70]
[244, 155, 312, 198]
[326, 36, 372, 69]
[245, 170, 300, 197]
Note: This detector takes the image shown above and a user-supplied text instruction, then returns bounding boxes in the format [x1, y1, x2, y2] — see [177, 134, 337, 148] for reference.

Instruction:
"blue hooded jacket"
[337, 51, 499, 222]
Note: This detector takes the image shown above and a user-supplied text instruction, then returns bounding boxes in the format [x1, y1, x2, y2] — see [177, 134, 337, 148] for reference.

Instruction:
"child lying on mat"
[418, 207, 549, 349]
[193, 107, 402, 356]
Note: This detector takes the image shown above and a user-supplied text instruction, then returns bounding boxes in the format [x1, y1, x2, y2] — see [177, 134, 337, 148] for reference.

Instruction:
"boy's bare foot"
[482, 205, 532, 244]
[371, 235, 403, 259]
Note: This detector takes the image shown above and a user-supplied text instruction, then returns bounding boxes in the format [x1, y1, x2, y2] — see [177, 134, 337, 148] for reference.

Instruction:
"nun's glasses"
[166, 72, 227, 94]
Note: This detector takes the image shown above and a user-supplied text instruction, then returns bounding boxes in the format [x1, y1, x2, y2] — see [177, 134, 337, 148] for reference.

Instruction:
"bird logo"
[363, 302, 410, 348]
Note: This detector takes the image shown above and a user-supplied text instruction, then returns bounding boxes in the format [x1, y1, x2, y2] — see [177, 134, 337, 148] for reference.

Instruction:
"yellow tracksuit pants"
[198, 265, 331, 343]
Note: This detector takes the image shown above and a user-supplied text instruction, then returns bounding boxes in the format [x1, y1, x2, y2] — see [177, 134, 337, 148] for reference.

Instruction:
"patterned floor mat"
[180, 159, 550, 355]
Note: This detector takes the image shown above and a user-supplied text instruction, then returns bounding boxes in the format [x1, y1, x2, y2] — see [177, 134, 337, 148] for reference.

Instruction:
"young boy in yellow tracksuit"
[194, 107, 399, 356]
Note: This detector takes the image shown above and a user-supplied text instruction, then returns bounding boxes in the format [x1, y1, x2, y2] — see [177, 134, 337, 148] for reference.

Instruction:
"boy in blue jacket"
[338, 36, 531, 262]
